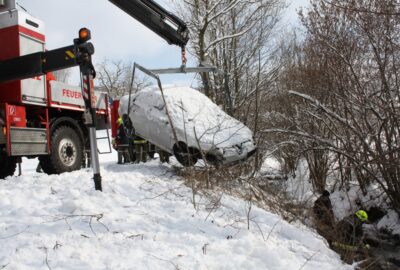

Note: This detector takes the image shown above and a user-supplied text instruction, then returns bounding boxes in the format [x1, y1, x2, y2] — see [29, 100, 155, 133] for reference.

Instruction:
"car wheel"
[39, 126, 83, 174]
[173, 142, 198, 167]
[0, 150, 17, 179]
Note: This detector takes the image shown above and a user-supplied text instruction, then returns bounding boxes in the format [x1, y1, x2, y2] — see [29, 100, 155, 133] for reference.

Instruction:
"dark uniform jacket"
[117, 124, 129, 145]
[313, 195, 334, 226]
[336, 214, 363, 245]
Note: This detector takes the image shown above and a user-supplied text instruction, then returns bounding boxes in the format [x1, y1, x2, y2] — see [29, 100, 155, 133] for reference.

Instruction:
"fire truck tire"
[39, 126, 83, 175]
[0, 153, 17, 179]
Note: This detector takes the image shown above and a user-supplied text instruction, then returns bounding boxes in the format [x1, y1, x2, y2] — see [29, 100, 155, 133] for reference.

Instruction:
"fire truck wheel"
[39, 126, 83, 174]
[0, 153, 17, 179]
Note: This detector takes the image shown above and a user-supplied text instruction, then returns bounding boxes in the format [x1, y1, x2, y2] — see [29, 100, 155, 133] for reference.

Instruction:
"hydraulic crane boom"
[109, 0, 189, 48]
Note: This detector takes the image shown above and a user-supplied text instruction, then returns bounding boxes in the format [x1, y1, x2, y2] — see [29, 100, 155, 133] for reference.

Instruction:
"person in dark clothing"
[36, 163, 42, 173]
[333, 210, 369, 263]
[158, 150, 170, 163]
[148, 143, 156, 159]
[134, 136, 148, 163]
[335, 210, 368, 246]
[313, 190, 335, 242]
[122, 114, 136, 163]
[116, 117, 130, 164]
[313, 190, 334, 223]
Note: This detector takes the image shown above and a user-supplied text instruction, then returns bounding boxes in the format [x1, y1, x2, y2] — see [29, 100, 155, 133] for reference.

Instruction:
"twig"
[202, 243, 209, 255]
[362, 256, 383, 270]
[0, 262, 10, 269]
[0, 226, 30, 240]
[134, 190, 170, 206]
[266, 220, 280, 242]
[127, 234, 144, 240]
[204, 195, 222, 222]
[53, 241, 62, 250]
[148, 254, 180, 270]
[46, 214, 108, 237]
[298, 250, 319, 270]
[89, 214, 109, 237]
[251, 219, 266, 241]
[89, 216, 97, 237]
[39, 247, 52, 270]
[45, 249, 51, 270]
[246, 199, 252, 230]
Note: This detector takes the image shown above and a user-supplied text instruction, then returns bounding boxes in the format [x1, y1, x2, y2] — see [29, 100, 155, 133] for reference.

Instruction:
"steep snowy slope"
[0, 133, 352, 270]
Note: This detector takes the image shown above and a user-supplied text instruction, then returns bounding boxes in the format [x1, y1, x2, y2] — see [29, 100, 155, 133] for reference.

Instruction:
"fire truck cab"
[0, 0, 108, 178]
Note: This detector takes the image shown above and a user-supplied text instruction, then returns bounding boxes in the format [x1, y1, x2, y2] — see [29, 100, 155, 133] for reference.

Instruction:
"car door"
[147, 91, 174, 151]
[132, 90, 173, 151]
[130, 93, 149, 139]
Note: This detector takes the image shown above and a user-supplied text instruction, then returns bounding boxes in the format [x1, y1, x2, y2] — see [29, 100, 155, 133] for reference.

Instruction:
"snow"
[377, 210, 400, 236]
[0, 131, 352, 269]
[260, 158, 314, 204]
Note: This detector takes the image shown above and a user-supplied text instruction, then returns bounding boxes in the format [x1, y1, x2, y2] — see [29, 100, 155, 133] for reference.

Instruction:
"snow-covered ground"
[0, 133, 352, 270]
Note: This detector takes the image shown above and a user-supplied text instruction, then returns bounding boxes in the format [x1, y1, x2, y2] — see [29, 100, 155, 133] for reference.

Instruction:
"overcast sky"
[16, 0, 309, 85]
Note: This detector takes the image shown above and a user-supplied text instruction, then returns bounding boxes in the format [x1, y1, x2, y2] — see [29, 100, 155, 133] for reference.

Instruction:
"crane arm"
[109, 0, 189, 48]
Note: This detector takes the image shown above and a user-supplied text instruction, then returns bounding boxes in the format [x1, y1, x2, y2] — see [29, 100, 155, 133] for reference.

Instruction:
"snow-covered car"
[119, 86, 257, 166]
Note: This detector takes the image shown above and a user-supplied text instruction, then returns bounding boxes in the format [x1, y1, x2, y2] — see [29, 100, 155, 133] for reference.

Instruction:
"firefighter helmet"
[356, 210, 368, 222]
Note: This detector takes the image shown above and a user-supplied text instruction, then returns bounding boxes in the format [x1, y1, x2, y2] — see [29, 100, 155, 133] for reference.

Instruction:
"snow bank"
[0, 132, 351, 270]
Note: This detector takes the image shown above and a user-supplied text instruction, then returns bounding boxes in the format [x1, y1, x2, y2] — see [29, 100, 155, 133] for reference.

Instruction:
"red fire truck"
[0, 0, 189, 181]
[0, 2, 109, 178]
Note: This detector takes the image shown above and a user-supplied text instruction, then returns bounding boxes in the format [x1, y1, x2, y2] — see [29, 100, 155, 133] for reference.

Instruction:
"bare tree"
[173, 0, 285, 174]
[173, 0, 284, 108]
[96, 59, 150, 99]
[53, 68, 72, 83]
[267, 0, 400, 211]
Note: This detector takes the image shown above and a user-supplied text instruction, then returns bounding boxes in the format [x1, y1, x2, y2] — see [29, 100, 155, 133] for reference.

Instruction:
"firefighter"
[332, 210, 370, 263]
[122, 114, 136, 163]
[116, 117, 130, 164]
[36, 163, 42, 173]
[158, 148, 170, 163]
[313, 190, 335, 241]
[336, 210, 369, 246]
[148, 143, 156, 159]
[134, 136, 148, 163]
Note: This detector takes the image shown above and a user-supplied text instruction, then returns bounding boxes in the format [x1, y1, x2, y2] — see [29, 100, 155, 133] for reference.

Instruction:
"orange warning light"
[79, 28, 91, 43]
